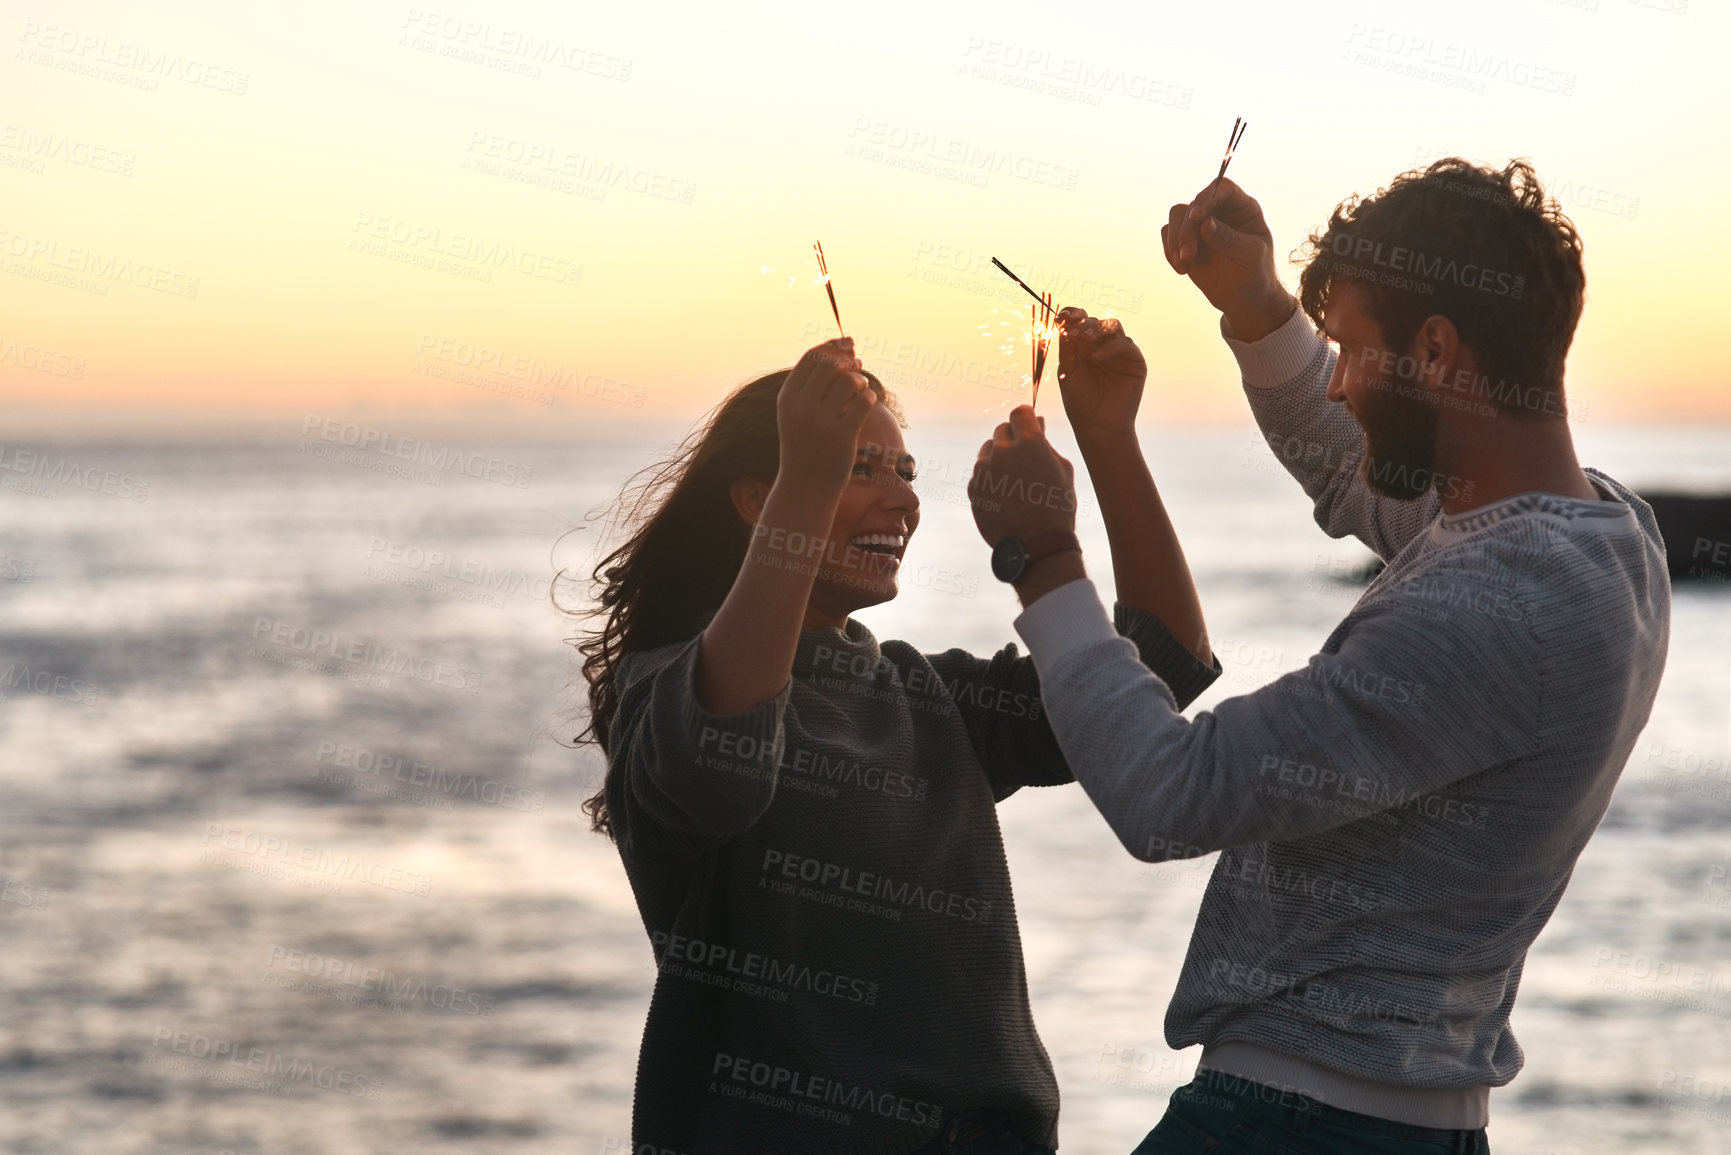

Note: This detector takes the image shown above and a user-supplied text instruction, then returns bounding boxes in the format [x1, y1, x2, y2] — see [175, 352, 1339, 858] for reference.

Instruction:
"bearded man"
[967, 158, 1671, 1154]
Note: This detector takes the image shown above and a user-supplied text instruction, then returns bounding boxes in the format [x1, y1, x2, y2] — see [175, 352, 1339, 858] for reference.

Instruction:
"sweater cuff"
[1221, 305, 1319, 390]
[636, 637, 788, 826]
[1014, 578, 1117, 675]
[1113, 602, 1221, 709]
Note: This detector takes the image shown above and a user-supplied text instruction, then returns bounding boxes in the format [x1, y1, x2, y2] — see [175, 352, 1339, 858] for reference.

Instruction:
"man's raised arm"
[965, 411, 1537, 859]
[1163, 179, 1441, 559]
[1005, 571, 1534, 860]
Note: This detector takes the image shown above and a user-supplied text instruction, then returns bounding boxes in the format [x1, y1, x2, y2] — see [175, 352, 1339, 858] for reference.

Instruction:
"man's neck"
[1432, 410, 1599, 515]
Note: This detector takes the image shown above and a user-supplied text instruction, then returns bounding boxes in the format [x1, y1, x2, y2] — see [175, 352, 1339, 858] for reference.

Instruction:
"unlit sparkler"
[812, 240, 844, 337]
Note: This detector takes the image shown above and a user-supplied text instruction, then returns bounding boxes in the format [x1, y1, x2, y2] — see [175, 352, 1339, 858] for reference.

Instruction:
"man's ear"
[729, 478, 771, 529]
[1414, 314, 1461, 390]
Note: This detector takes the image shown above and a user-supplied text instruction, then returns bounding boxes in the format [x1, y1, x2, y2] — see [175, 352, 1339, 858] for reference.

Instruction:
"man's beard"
[1356, 373, 1442, 501]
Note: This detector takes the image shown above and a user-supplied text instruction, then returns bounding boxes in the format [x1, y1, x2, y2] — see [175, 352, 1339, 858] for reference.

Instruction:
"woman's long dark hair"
[573, 367, 897, 839]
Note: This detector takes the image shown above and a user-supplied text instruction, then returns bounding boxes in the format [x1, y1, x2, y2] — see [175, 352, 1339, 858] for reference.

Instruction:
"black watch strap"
[991, 530, 1081, 583]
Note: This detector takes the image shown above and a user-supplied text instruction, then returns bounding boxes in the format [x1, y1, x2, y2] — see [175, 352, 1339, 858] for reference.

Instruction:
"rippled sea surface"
[1, 422, 1726, 1154]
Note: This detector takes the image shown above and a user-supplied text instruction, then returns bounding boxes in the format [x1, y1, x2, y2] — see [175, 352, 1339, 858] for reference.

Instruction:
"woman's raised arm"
[693, 338, 877, 714]
[1054, 309, 1212, 664]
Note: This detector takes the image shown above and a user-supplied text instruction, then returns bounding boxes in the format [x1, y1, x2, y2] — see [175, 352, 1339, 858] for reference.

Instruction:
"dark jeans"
[1130, 1073, 1491, 1155]
[907, 1110, 1057, 1155]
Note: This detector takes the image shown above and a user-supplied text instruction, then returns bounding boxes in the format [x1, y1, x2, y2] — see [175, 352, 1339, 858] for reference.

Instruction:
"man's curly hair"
[1297, 158, 1586, 414]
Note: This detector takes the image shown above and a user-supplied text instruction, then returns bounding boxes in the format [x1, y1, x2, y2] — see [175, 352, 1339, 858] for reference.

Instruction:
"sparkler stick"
[991, 258, 1057, 409]
[1190, 118, 1247, 268]
[1030, 304, 1039, 402]
[991, 257, 1052, 312]
[1030, 291, 1055, 410]
[812, 240, 844, 337]
[1203, 117, 1247, 216]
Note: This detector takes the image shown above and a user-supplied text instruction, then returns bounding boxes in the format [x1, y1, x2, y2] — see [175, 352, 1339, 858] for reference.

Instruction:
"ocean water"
[0, 422, 1726, 1154]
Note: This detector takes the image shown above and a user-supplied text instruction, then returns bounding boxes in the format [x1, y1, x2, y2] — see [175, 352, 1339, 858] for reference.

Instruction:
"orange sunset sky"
[2, 0, 1723, 435]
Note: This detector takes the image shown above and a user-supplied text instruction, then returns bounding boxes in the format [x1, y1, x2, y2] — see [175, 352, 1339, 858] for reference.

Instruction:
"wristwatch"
[991, 530, 1081, 584]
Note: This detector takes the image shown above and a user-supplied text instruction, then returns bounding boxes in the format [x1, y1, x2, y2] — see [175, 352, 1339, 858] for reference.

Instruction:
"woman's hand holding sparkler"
[1054, 308, 1147, 446]
[777, 337, 877, 497]
[1046, 312, 1214, 660]
[692, 337, 874, 716]
[1162, 177, 1296, 344]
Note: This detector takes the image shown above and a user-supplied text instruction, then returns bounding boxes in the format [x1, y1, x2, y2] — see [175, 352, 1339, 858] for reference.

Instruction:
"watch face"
[991, 537, 1028, 583]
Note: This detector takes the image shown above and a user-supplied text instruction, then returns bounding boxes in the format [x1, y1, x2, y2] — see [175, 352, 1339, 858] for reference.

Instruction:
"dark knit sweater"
[606, 606, 1219, 1153]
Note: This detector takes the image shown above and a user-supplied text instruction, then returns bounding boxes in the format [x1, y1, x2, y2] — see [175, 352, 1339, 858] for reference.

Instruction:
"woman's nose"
[893, 482, 919, 514]
[885, 473, 919, 513]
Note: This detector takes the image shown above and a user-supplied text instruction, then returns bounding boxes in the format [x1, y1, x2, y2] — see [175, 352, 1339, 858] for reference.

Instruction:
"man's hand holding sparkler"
[1162, 177, 1296, 344]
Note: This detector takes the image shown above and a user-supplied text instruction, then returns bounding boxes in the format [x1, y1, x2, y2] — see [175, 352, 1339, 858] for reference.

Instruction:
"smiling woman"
[566, 337, 1220, 1153]
[726, 401, 922, 632]
[572, 357, 905, 765]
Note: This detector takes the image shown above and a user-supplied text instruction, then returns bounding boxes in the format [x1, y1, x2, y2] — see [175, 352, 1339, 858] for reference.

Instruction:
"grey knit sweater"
[607, 607, 1219, 1153]
[1013, 309, 1671, 1124]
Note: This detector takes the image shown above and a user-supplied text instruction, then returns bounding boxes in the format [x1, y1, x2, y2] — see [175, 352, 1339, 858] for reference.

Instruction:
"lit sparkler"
[1204, 116, 1247, 215]
[812, 240, 844, 337]
[1030, 292, 1055, 410]
[990, 261, 1052, 410]
[990, 258, 1058, 409]
[1190, 117, 1248, 268]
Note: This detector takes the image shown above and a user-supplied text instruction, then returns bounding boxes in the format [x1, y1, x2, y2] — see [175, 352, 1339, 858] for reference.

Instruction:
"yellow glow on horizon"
[2, 0, 1725, 430]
